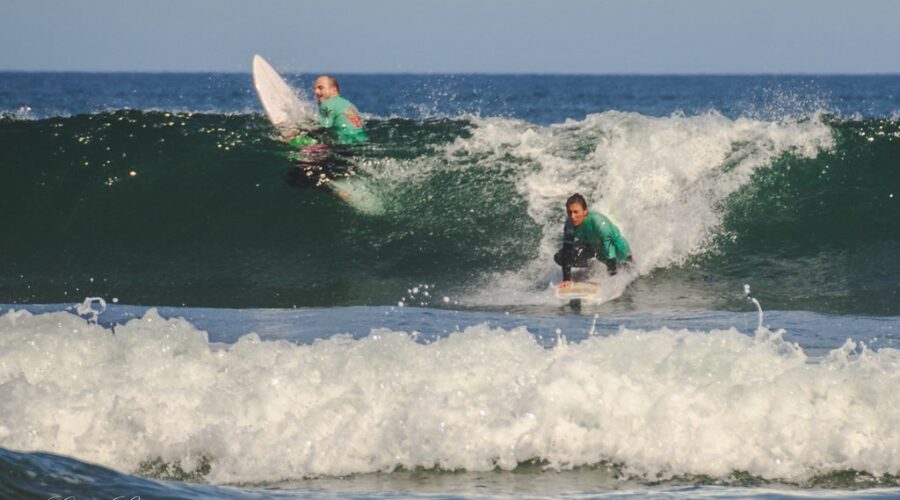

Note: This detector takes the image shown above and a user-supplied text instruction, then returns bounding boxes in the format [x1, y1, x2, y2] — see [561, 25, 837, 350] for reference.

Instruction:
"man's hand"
[558, 280, 573, 289]
[280, 127, 301, 142]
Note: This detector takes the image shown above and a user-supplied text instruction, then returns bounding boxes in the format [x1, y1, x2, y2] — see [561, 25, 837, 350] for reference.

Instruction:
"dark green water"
[1, 111, 898, 313]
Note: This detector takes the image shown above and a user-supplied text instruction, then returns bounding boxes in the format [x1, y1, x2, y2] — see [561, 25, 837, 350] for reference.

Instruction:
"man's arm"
[592, 217, 623, 274]
[319, 102, 335, 129]
[592, 217, 618, 262]
[560, 222, 575, 282]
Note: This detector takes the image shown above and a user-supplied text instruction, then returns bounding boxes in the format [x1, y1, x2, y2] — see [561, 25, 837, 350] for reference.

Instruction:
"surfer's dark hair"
[566, 193, 588, 210]
[320, 75, 340, 93]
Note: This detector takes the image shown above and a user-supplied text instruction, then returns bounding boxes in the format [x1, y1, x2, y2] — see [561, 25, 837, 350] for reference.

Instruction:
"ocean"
[1, 71, 898, 499]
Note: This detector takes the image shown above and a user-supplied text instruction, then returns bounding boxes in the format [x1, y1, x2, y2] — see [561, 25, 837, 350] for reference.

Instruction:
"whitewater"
[1, 303, 898, 486]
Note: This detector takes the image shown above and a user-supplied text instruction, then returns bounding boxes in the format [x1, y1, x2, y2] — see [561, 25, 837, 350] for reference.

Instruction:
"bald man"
[310, 75, 367, 144]
[284, 75, 367, 188]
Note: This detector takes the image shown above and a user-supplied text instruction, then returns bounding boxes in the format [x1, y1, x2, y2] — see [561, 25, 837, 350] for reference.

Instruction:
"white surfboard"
[252, 54, 317, 134]
[555, 282, 600, 300]
[252, 54, 383, 214]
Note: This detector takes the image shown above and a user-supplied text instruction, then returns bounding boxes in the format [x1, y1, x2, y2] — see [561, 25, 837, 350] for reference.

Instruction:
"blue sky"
[2, 0, 898, 73]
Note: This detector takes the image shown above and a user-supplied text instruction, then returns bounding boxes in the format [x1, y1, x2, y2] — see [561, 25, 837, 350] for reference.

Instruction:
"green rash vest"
[567, 210, 631, 263]
[318, 95, 367, 144]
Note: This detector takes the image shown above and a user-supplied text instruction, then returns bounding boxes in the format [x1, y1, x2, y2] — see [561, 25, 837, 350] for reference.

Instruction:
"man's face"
[566, 203, 587, 227]
[314, 77, 338, 103]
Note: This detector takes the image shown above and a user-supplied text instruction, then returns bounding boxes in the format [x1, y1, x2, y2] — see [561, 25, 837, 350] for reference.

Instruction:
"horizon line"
[2, 69, 900, 77]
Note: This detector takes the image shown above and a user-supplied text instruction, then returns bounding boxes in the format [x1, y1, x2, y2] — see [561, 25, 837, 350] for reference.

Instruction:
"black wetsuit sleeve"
[561, 223, 575, 281]
[306, 128, 331, 143]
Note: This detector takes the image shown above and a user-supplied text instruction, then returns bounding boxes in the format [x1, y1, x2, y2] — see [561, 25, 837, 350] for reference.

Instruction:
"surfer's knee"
[554, 250, 564, 266]
[605, 259, 619, 275]
[606, 255, 634, 276]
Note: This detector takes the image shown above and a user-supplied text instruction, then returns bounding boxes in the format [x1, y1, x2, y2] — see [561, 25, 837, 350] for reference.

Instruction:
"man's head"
[314, 75, 340, 103]
[566, 193, 588, 227]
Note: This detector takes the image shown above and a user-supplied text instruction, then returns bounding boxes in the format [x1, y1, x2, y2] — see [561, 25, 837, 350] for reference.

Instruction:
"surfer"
[286, 75, 367, 188]
[313, 75, 367, 144]
[287, 75, 367, 147]
[555, 193, 633, 288]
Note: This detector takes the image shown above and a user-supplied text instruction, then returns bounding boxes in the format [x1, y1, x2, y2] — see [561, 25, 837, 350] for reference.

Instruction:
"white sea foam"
[1, 308, 897, 484]
[330, 178, 385, 215]
[449, 111, 834, 305]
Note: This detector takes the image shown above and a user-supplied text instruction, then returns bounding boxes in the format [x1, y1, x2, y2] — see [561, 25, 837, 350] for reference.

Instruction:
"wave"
[1, 110, 898, 312]
[0, 307, 898, 485]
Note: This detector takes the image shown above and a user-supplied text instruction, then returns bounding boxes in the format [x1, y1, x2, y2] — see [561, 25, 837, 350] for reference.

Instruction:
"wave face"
[2, 73, 900, 313]
[2, 108, 897, 312]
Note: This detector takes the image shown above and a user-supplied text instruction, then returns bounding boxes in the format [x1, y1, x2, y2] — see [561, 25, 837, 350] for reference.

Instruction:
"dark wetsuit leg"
[285, 144, 356, 188]
[604, 255, 634, 276]
[555, 242, 596, 280]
